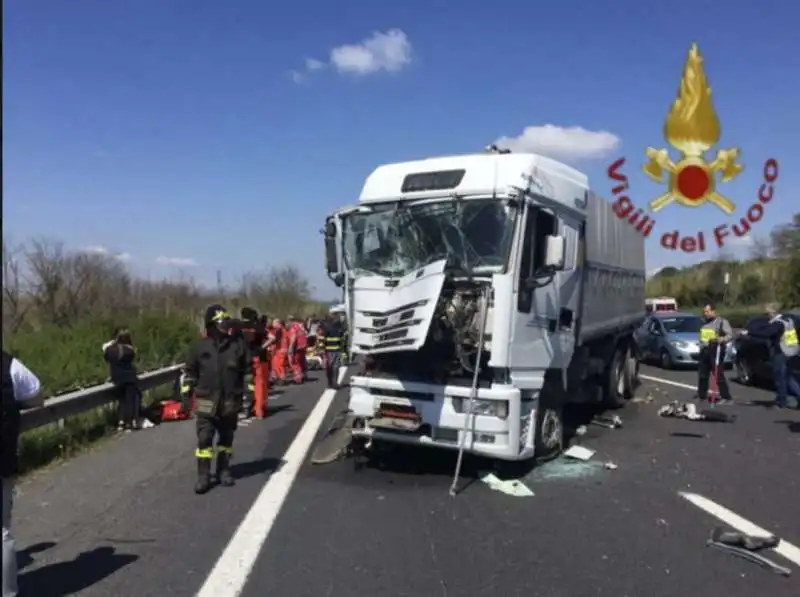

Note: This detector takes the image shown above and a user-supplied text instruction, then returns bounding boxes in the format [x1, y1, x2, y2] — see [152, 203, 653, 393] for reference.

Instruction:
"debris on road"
[591, 414, 623, 429]
[480, 473, 534, 497]
[575, 424, 588, 436]
[564, 445, 595, 461]
[604, 461, 618, 470]
[707, 527, 791, 577]
[659, 401, 737, 423]
[631, 391, 655, 404]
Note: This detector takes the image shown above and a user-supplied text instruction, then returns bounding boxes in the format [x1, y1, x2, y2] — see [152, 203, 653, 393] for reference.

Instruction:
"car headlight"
[671, 340, 691, 350]
[452, 398, 508, 419]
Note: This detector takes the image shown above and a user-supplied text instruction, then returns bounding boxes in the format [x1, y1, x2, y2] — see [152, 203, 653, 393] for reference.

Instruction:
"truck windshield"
[342, 198, 516, 277]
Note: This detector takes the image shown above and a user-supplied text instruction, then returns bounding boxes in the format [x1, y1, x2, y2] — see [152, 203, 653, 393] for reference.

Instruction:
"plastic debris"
[563, 445, 595, 461]
[604, 461, 618, 470]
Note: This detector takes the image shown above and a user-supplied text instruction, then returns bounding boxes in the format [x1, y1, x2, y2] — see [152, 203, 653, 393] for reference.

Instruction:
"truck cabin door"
[510, 202, 576, 373]
[324, 215, 344, 287]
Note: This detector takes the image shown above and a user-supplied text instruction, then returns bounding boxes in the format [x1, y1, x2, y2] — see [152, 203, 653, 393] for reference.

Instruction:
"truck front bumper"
[347, 376, 533, 461]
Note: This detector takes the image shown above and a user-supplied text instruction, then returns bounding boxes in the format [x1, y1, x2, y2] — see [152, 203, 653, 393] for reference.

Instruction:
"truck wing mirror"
[544, 235, 566, 270]
[324, 219, 340, 278]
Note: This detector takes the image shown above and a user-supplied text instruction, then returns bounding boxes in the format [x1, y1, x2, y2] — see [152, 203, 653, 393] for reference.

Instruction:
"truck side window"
[517, 207, 558, 313]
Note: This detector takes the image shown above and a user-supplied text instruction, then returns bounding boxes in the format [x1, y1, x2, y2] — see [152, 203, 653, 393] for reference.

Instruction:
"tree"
[770, 212, 800, 258]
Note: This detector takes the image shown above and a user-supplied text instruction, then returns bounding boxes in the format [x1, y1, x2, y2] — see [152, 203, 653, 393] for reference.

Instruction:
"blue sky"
[4, 0, 798, 298]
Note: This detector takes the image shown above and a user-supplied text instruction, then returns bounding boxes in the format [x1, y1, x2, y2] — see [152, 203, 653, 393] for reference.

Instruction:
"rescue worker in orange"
[269, 318, 289, 385]
[288, 315, 308, 384]
[239, 307, 270, 418]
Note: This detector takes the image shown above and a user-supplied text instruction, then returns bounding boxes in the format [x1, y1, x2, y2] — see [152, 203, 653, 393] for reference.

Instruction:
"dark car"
[733, 312, 800, 387]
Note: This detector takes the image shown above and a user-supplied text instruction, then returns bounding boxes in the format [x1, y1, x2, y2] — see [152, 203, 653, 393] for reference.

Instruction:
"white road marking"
[640, 374, 696, 392]
[480, 472, 534, 497]
[679, 491, 800, 568]
[195, 367, 347, 597]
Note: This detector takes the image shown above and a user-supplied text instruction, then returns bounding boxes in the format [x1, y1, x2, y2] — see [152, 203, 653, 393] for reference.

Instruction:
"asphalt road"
[13, 364, 800, 597]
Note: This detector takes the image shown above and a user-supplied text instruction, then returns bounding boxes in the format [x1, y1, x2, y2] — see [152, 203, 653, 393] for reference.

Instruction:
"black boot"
[216, 452, 235, 487]
[194, 458, 212, 494]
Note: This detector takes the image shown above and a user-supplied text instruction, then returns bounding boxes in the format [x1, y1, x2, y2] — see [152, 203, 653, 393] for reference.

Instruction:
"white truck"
[322, 148, 645, 467]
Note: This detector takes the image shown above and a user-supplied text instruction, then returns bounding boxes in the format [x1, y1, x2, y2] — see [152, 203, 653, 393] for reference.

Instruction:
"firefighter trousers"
[325, 351, 341, 388]
[195, 414, 238, 459]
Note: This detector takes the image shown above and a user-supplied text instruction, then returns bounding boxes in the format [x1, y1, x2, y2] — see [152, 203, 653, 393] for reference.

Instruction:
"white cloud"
[305, 57, 325, 71]
[291, 29, 412, 82]
[495, 125, 620, 161]
[82, 245, 131, 261]
[330, 29, 411, 76]
[155, 256, 197, 267]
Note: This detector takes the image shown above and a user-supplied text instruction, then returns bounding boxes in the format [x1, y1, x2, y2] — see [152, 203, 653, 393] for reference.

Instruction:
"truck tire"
[534, 394, 564, 463]
[622, 347, 639, 399]
[603, 346, 627, 409]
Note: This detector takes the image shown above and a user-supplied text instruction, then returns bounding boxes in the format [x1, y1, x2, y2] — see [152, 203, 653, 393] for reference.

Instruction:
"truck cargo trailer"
[322, 147, 646, 465]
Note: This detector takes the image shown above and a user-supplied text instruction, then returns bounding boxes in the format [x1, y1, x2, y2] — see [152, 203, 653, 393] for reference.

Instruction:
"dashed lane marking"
[639, 374, 697, 392]
[679, 491, 800, 568]
[195, 367, 347, 597]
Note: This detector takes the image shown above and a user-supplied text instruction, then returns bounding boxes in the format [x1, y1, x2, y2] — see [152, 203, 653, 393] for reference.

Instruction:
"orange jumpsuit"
[289, 321, 307, 384]
[271, 323, 288, 383]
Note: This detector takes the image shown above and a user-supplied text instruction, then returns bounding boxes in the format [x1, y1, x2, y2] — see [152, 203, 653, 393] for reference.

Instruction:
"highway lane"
[12, 364, 800, 596]
[242, 364, 799, 597]
[13, 376, 330, 597]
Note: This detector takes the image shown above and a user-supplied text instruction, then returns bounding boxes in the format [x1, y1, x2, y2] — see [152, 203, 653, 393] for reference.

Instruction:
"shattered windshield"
[342, 198, 517, 278]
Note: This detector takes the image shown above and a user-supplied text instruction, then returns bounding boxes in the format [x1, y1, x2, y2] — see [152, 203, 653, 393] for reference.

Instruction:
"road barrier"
[21, 365, 184, 432]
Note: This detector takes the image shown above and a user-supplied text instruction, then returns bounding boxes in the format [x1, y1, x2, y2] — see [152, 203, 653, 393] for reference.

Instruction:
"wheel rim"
[617, 360, 626, 395]
[661, 351, 670, 367]
[540, 409, 562, 450]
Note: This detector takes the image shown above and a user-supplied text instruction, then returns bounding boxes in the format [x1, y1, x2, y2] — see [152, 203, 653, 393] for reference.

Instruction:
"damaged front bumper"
[347, 375, 531, 461]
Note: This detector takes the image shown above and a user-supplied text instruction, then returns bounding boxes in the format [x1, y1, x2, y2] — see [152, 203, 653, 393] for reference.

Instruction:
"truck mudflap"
[310, 410, 359, 465]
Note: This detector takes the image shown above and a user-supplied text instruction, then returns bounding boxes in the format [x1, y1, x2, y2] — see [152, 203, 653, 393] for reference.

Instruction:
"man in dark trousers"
[743, 302, 800, 409]
[2, 351, 43, 597]
[322, 310, 346, 389]
[697, 303, 734, 405]
[180, 305, 251, 494]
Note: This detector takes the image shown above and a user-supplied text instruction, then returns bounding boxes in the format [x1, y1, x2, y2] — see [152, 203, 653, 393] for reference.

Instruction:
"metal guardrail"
[20, 365, 185, 432]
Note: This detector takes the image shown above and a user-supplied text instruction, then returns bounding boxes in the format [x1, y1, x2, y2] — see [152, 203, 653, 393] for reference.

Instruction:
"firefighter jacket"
[180, 334, 252, 419]
[322, 320, 346, 353]
[239, 319, 268, 362]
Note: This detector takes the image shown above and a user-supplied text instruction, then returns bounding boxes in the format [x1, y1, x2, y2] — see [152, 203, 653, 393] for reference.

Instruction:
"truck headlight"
[452, 398, 508, 419]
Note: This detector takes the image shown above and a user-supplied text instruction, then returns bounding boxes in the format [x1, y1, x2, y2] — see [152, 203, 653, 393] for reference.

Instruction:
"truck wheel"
[603, 347, 627, 409]
[534, 401, 563, 463]
[622, 347, 639, 399]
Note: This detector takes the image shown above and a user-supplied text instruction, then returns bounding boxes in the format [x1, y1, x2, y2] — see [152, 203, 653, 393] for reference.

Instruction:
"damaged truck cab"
[324, 148, 645, 463]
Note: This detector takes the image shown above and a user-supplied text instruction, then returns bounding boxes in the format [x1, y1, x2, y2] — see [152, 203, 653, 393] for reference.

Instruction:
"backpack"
[770, 315, 799, 357]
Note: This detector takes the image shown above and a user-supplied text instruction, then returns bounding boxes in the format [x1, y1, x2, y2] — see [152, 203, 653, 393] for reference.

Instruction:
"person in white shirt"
[2, 351, 43, 597]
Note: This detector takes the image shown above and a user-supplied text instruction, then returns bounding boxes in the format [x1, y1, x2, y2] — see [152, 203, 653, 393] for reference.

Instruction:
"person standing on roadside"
[321, 310, 346, 389]
[697, 303, 734, 405]
[2, 350, 43, 597]
[743, 303, 800, 409]
[179, 305, 251, 494]
[103, 328, 142, 431]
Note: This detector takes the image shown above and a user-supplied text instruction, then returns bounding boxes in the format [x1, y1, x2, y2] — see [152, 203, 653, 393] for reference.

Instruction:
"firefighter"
[180, 305, 251, 494]
[321, 310, 346, 389]
[288, 315, 307, 384]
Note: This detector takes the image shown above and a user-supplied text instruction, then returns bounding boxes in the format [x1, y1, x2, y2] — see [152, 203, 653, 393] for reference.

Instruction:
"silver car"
[634, 312, 736, 369]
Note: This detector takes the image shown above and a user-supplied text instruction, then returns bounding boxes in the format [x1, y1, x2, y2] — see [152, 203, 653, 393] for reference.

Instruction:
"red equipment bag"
[160, 399, 190, 421]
